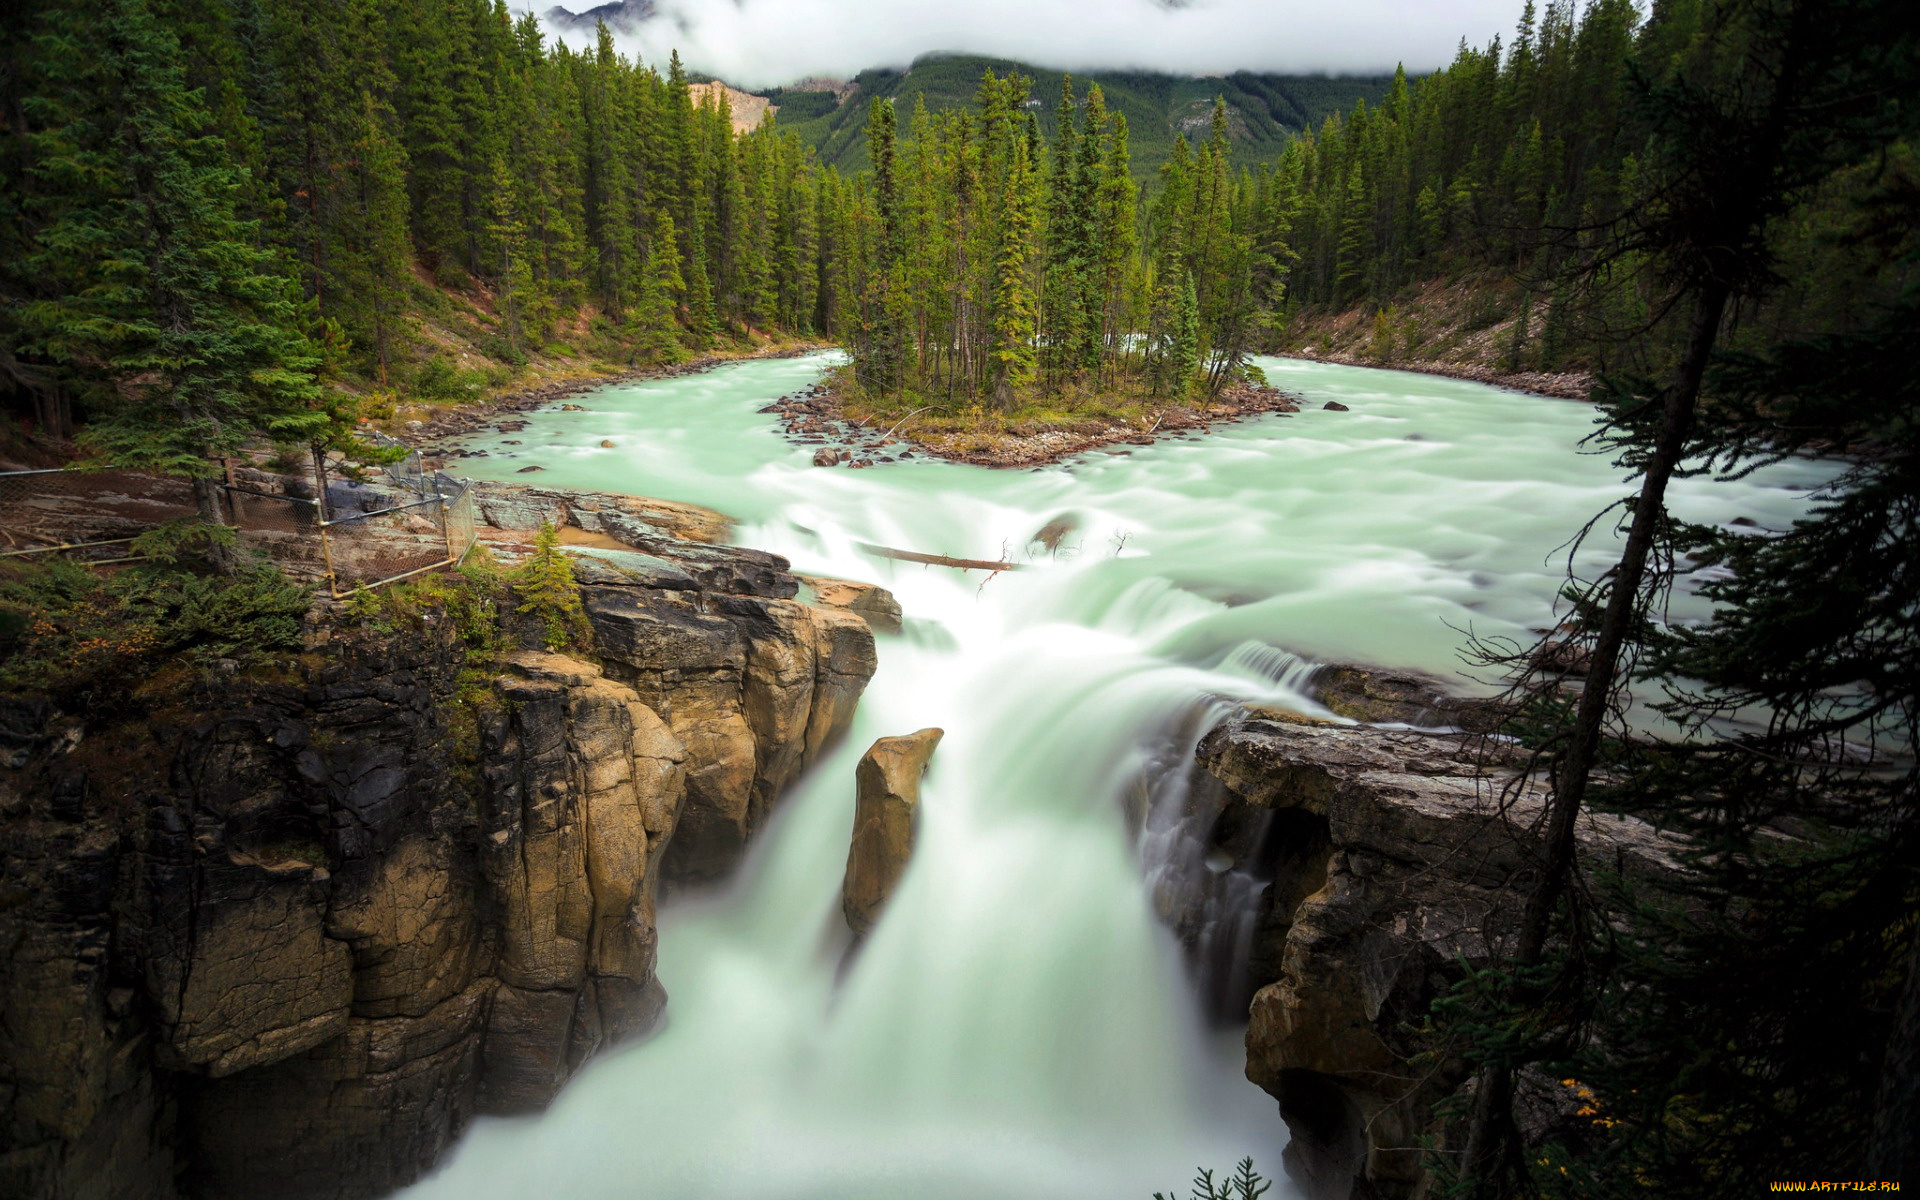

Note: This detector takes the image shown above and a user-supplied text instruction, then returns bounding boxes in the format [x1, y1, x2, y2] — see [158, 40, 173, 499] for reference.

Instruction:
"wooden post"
[310, 445, 330, 524]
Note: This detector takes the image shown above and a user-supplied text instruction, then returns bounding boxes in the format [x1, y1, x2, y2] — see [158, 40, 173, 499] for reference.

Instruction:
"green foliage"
[406, 354, 487, 404]
[0, 555, 310, 709]
[342, 545, 507, 657]
[19, 0, 326, 493]
[1432, 3, 1920, 1195]
[4, 0, 843, 444]
[1152, 1159, 1271, 1200]
[511, 523, 588, 651]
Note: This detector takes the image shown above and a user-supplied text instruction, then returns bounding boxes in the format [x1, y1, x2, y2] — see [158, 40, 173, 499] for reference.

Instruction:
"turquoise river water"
[397, 352, 1830, 1200]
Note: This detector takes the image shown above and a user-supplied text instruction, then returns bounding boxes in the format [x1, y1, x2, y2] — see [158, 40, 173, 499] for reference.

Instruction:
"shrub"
[408, 355, 486, 404]
[478, 336, 527, 368]
[0, 554, 311, 710]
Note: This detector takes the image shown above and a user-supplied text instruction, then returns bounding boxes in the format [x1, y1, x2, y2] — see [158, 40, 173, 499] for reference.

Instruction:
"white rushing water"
[399, 353, 1830, 1200]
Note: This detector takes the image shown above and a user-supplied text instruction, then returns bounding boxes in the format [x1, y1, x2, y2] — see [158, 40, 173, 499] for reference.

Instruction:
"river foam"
[398, 353, 1827, 1199]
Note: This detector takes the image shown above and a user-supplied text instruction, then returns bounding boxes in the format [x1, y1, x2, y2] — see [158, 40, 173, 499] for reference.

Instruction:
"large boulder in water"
[842, 728, 943, 936]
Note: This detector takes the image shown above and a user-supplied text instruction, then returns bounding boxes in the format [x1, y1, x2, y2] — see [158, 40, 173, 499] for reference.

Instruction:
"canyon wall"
[0, 537, 877, 1200]
[1184, 708, 1684, 1200]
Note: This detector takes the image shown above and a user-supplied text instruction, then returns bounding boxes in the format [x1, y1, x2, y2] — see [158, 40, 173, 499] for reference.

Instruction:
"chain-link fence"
[315, 476, 476, 596]
[0, 446, 478, 595]
[0, 468, 199, 563]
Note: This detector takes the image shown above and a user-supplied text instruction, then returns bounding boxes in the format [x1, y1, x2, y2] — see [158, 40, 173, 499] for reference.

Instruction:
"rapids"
[397, 352, 1828, 1200]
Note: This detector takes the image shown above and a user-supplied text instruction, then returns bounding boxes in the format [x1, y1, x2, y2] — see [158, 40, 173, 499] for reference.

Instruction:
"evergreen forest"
[0, 0, 1915, 1195]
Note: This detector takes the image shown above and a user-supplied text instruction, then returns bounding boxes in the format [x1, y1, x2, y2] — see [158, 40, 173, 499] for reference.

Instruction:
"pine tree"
[1165, 269, 1201, 398]
[630, 209, 685, 363]
[986, 125, 1039, 410]
[855, 97, 905, 393]
[22, 0, 325, 559]
[486, 154, 534, 356]
[513, 522, 589, 650]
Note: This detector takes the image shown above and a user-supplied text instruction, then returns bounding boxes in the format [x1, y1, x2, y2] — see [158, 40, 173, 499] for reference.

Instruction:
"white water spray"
[400, 353, 1826, 1199]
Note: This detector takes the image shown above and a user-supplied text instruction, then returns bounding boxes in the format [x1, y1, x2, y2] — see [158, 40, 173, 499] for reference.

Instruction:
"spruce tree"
[986, 127, 1039, 410]
[23, 0, 324, 558]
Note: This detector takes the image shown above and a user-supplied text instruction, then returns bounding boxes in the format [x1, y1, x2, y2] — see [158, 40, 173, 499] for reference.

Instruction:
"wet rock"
[1195, 713, 1684, 1200]
[1322, 401, 1350, 411]
[812, 447, 840, 467]
[1028, 514, 1081, 556]
[515, 465, 544, 474]
[476, 494, 566, 531]
[1530, 638, 1593, 677]
[842, 729, 943, 936]
[0, 536, 871, 1199]
[471, 482, 733, 544]
[1308, 664, 1505, 732]
[559, 404, 586, 411]
[599, 440, 617, 448]
[797, 575, 904, 635]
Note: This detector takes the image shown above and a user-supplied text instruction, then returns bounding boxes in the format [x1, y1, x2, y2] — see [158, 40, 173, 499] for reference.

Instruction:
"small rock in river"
[1323, 401, 1350, 411]
[560, 404, 586, 411]
[600, 440, 617, 448]
[517, 465, 544, 473]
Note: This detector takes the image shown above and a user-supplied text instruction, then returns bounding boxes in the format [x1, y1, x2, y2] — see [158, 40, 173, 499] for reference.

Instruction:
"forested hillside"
[1262, 0, 1912, 378]
[0, 0, 840, 466]
[760, 55, 1394, 178]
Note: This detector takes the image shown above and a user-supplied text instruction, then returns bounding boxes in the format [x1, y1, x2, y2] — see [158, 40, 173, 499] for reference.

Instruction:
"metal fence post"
[439, 490, 458, 567]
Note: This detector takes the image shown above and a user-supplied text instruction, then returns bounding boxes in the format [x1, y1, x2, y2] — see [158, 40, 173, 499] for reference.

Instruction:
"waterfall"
[401, 351, 1831, 1199]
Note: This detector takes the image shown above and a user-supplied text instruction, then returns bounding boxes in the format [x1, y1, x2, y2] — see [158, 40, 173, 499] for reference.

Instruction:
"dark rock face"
[1306, 664, 1506, 732]
[1192, 713, 1684, 1200]
[0, 543, 878, 1199]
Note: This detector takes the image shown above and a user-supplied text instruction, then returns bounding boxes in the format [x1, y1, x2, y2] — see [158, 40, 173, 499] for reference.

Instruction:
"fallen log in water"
[857, 542, 1022, 572]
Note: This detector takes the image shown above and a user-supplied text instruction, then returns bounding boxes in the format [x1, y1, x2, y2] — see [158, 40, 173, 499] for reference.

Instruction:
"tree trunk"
[190, 475, 241, 576]
[1869, 914, 1920, 1182]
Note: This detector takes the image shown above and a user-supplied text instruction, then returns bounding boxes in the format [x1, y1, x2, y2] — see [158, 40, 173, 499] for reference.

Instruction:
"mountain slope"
[763, 55, 1395, 177]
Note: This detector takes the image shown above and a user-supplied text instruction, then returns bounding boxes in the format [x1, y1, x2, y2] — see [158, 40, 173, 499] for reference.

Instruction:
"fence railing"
[312, 474, 477, 598]
[0, 450, 478, 596]
[0, 468, 199, 563]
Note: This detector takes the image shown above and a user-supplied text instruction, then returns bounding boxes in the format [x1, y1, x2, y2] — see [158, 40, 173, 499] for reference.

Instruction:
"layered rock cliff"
[1188, 710, 1684, 1200]
[0, 536, 878, 1199]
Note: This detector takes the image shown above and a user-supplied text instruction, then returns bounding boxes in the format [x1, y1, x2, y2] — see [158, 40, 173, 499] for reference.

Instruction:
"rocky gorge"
[2, 349, 1824, 1200]
[1166, 698, 1687, 1200]
[0, 496, 879, 1199]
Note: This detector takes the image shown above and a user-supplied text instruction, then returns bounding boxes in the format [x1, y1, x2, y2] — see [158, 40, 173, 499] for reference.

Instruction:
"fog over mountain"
[541, 0, 1521, 89]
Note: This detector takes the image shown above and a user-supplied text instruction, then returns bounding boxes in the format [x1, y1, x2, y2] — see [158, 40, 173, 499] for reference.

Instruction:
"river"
[397, 352, 1828, 1200]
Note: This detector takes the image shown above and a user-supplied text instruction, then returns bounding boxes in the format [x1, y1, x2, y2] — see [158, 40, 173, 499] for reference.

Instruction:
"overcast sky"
[563, 0, 1530, 89]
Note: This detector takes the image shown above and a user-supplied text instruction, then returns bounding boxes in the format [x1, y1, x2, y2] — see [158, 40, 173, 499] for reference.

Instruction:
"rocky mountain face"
[541, 0, 654, 35]
[1184, 709, 1686, 1200]
[0, 529, 879, 1199]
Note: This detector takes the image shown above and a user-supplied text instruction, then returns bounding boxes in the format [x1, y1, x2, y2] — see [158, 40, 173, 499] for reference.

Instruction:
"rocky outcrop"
[1192, 712, 1684, 1200]
[0, 534, 876, 1199]
[842, 729, 942, 936]
[1306, 665, 1505, 732]
[799, 574, 904, 635]
[470, 481, 734, 545]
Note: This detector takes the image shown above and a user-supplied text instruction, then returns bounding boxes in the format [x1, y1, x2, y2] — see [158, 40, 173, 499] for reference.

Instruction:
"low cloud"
[547, 0, 1522, 89]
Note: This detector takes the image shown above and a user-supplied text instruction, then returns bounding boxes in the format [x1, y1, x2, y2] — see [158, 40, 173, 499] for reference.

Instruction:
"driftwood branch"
[857, 541, 1021, 572]
[882, 407, 933, 440]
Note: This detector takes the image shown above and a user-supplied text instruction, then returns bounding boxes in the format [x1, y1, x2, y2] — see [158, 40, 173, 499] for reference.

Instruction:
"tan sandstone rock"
[842, 728, 943, 936]
[797, 574, 905, 634]
[1195, 712, 1684, 1199]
